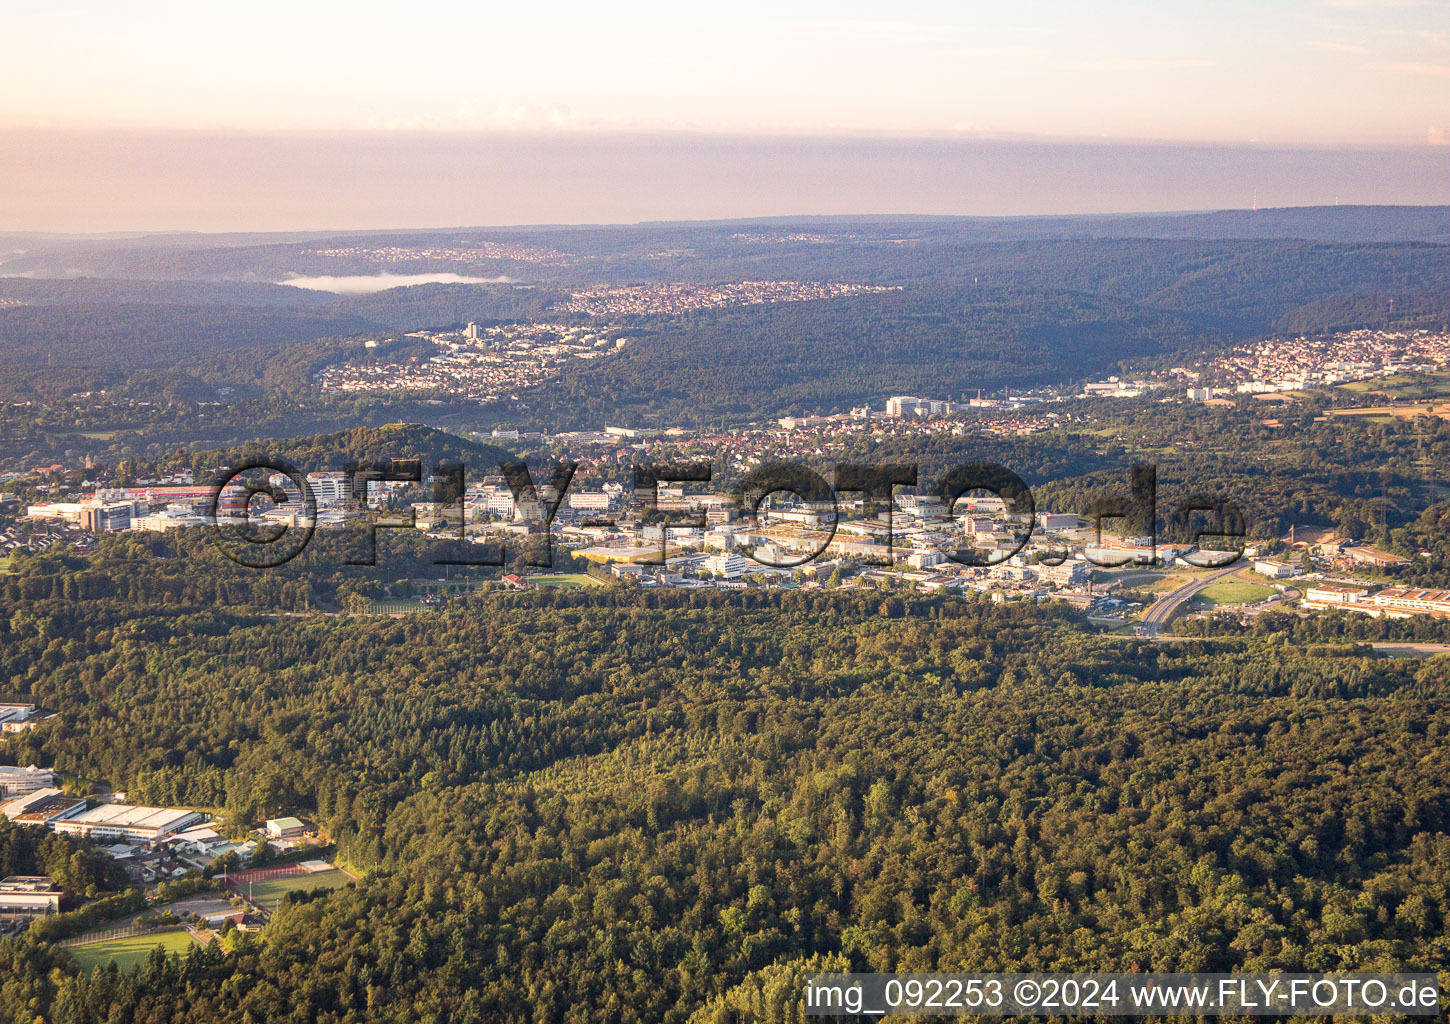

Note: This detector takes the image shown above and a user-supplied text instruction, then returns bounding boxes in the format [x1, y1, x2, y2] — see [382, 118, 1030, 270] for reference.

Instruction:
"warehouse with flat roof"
[52, 803, 204, 842]
[0, 876, 61, 916]
[1, 788, 86, 826]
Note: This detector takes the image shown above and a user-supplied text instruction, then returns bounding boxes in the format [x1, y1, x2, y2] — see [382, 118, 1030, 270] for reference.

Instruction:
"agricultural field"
[1336, 372, 1450, 402]
[67, 930, 198, 972]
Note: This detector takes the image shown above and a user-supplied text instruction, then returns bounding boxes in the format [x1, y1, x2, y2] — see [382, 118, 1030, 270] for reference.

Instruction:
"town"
[316, 321, 631, 401]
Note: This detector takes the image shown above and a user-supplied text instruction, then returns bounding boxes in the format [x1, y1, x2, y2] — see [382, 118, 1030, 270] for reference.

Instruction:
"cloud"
[1080, 58, 1214, 71]
[1386, 61, 1450, 76]
[1430, 127, 1450, 146]
[1307, 40, 1369, 53]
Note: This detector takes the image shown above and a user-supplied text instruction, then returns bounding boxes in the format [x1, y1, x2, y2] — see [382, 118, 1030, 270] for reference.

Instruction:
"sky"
[0, 0, 1447, 230]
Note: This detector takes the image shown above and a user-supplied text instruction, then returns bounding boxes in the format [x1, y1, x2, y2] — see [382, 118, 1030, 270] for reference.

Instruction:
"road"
[1363, 642, 1450, 657]
[1136, 565, 1243, 636]
[1125, 635, 1450, 658]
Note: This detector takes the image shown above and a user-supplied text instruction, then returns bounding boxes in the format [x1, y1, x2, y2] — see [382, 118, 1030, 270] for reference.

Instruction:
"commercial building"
[0, 704, 55, 734]
[0, 876, 61, 916]
[80, 502, 137, 533]
[1253, 559, 1296, 579]
[906, 549, 947, 569]
[568, 492, 613, 511]
[26, 500, 142, 533]
[264, 816, 307, 840]
[1302, 582, 1372, 608]
[0, 765, 57, 798]
[777, 415, 833, 430]
[703, 552, 751, 580]
[885, 396, 955, 418]
[1038, 560, 1090, 587]
[52, 804, 204, 842]
[1, 789, 86, 827]
[1370, 587, 1450, 618]
[306, 472, 353, 506]
[1342, 546, 1410, 568]
[1037, 513, 1080, 531]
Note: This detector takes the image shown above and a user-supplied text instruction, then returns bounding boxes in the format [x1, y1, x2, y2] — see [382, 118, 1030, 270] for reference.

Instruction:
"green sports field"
[1196, 582, 1277, 607]
[241, 868, 352, 906]
[68, 930, 198, 972]
[526, 573, 602, 589]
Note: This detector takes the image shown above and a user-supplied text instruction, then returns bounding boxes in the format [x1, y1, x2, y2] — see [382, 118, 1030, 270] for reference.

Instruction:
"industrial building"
[0, 765, 57, 798]
[0, 703, 56, 733]
[0, 876, 61, 916]
[52, 803, 205, 842]
[1038, 560, 1091, 587]
[1, 788, 86, 826]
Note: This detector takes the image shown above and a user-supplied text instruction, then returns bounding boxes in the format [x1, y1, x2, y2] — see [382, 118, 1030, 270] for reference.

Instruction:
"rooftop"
[63, 803, 199, 830]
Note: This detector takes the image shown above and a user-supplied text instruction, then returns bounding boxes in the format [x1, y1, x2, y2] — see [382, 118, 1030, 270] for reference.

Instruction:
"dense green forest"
[0, 589, 1448, 1021]
[1, 214, 1449, 1020]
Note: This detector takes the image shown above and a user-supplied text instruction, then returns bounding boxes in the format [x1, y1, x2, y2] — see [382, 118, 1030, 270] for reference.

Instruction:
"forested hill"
[2, 214, 1449, 429]
[1, 592, 1448, 1021]
[188, 424, 511, 478]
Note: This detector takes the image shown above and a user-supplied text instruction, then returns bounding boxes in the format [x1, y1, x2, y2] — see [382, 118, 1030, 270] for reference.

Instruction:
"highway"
[1136, 565, 1244, 636]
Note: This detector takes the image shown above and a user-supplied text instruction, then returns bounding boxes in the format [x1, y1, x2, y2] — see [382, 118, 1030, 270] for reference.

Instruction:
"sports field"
[1196, 582, 1276, 607]
[239, 867, 352, 906]
[370, 598, 424, 614]
[526, 573, 602, 589]
[68, 930, 197, 972]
